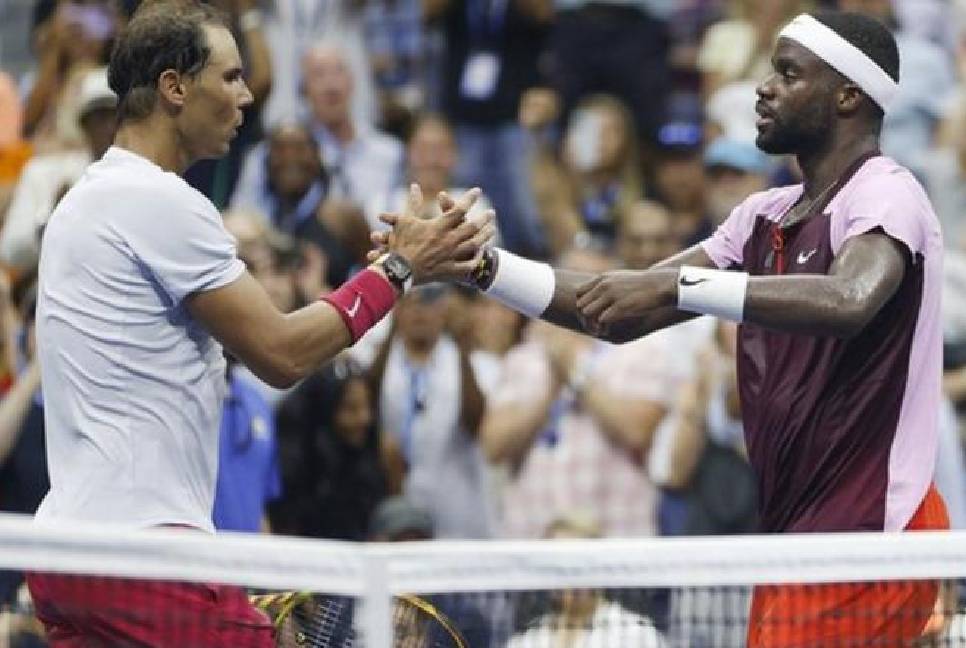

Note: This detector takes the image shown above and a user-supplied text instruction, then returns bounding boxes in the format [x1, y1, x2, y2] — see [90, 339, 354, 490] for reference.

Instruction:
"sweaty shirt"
[35, 147, 245, 532]
[702, 154, 943, 533]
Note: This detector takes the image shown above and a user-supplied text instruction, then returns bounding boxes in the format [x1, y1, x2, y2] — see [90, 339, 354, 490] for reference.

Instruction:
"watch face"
[386, 254, 412, 280]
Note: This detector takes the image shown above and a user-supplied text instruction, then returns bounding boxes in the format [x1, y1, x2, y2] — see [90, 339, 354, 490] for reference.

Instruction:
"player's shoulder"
[93, 148, 216, 214]
[90, 146, 204, 203]
[843, 155, 931, 206]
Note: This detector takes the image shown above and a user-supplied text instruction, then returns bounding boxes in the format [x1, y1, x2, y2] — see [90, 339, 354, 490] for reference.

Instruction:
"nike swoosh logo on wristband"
[347, 295, 362, 318]
[679, 277, 709, 287]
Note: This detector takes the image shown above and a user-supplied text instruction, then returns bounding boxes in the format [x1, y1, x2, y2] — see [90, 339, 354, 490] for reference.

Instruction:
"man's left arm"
[579, 231, 907, 339]
[742, 231, 906, 337]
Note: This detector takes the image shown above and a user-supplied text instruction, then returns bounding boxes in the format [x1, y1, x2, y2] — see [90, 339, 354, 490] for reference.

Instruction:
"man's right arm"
[535, 244, 715, 341]
[187, 271, 355, 388]
[190, 187, 494, 388]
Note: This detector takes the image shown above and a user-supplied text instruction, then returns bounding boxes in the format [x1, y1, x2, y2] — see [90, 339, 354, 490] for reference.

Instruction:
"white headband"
[778, 14, 898, 113]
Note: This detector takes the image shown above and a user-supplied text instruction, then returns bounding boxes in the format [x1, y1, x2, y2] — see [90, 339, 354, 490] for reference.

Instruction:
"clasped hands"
[574, 269, 678, 341]
[369, 185, 675, 338]
[368, 185, 496, 285]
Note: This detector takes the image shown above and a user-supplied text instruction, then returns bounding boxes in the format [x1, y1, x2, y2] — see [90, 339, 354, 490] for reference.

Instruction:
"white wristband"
[484, 249, 555, 319]
[676, 265, 749, 323]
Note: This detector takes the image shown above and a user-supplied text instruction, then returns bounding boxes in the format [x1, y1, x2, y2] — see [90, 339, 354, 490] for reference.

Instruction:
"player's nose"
[239, 81, 254, 109]
[756, 75, 777, 101]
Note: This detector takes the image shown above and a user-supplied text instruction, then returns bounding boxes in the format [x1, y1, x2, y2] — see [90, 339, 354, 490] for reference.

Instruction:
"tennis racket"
[250, 591, 469, 648]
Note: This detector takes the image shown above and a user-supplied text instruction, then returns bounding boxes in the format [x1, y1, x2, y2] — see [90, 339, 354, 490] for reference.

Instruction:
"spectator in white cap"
[0, 67, 117, 271]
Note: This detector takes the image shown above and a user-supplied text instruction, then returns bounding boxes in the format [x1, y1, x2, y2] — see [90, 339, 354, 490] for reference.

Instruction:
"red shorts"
[747, 484, 950, 648]
[26, 572, 275, 648]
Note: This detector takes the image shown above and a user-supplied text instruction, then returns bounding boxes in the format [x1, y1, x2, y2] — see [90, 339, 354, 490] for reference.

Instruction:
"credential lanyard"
[400, 358, 430, 463]
[537, 342, 606, 447]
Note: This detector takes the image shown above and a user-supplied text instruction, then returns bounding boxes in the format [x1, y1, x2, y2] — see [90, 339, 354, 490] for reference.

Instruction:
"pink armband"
[321, 269, 398, 342]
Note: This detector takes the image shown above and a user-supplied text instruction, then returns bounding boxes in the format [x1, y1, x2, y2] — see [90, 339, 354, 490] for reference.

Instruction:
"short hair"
[814, 11, 899, 118]
[107, 0, 228, 122]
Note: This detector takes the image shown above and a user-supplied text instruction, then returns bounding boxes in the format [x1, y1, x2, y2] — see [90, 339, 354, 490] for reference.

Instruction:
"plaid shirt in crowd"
[491, 333, 689, 539]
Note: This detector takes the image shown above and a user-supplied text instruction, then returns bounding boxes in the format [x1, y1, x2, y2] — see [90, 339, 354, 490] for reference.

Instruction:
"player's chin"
[210, 138, 233, 158]
[755, 130, 785, 155]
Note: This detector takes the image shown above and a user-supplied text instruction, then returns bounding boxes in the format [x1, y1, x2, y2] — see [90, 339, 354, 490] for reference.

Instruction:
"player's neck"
[115, 119, 193, 175]
[797, 131, 879, 200]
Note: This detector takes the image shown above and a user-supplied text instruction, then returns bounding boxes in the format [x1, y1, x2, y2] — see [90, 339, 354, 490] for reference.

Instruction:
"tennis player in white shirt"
[25, 2, 492, 646]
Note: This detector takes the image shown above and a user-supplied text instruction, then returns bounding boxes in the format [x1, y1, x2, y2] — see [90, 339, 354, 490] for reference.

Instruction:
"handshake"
[367, 185, 497, 287]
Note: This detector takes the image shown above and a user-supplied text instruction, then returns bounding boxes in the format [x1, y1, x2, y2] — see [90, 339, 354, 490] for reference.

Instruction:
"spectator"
[0, 71, 21, 147]
[222, 208, 277, 277]
[616, 200, 680, 271]
[533, 95, 643, 255]
[232, 122, 360, 286]
[362, 0, 425, 138]
[0, 66, 117, 271]
[547, 0, 672, 147]
[703, 136, 771, 227]
[370, 284, 493, 538]
[697, 0, 805, 97]
[0, 285, 45, 604]
[239, 43, 402, 211]
[271, 357, 388, 540]
[211, 358, 281, 533]
[0, 72, 28, 238]
[840, 0, 958, 178]
[505, 512, 667, 648]
[22, 0, 119, 151]
[651, 119, 712, 246]
[452, 287, 527, 396]
[926, 85, 966, 251]
[662, 321, 755, 532]
[427, 0, 550, 256]
[481, 247, 677, 539]
[261, 0, 377, 129]
[365, 113, 493, 233]
[298, 41, 400, 206]
[184, 0, 273, 209]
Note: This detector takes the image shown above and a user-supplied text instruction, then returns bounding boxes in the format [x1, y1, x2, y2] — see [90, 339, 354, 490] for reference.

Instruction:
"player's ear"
[837, 82, 864, 116]
[157, 69, 187, 110]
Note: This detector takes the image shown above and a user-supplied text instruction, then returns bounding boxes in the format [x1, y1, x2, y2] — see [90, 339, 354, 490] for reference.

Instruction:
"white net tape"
[0, 513, 964, 647]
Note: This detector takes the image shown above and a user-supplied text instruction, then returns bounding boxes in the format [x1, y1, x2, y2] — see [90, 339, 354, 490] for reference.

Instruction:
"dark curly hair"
[107, 0, 228, 122]
[813, 11, 900, 120]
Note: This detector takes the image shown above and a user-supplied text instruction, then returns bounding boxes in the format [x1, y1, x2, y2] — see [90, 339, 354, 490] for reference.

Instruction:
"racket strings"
[255, 592, 467, 648]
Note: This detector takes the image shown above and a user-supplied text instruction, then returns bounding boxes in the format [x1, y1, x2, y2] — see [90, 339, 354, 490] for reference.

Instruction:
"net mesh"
[0, 514, 963, 647]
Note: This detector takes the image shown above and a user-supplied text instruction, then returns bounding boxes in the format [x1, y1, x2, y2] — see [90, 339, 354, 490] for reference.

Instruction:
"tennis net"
[0, 513, 963, 647]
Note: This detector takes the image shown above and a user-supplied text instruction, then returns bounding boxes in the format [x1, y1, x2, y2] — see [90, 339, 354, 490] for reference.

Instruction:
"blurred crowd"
[0, 0, 964, 633]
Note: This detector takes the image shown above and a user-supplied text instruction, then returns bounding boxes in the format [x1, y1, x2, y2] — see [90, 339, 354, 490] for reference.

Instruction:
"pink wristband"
[321, 269, 398, 342]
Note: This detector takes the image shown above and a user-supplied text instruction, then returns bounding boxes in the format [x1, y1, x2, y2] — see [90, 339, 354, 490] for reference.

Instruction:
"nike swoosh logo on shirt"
[679, 277, 709, 287]
[797, 249, 818, 264]
[347, 295, 362, 318]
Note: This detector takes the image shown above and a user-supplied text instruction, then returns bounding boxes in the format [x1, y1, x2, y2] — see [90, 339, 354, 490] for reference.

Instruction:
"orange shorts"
[747, 484, 950, 648]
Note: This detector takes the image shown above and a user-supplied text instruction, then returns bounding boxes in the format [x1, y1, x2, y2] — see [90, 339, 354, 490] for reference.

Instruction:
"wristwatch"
[376, 252, 413, 293]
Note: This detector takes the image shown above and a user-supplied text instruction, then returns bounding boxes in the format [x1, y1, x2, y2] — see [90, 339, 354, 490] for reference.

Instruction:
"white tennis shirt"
[35, 147, 245, 532]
